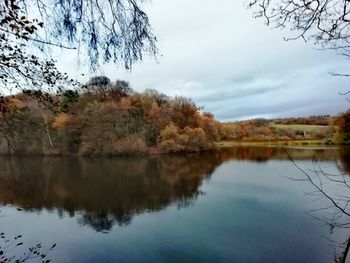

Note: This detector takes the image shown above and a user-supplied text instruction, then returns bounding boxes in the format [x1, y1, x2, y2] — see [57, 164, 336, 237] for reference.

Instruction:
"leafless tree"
[0, 0, 157, 93]
[285, 148, 350, 263]
[246, 0, 350, 77]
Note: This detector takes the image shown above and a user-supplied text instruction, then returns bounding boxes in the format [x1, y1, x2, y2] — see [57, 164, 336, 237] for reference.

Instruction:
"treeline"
[272, 115, 332, 126]
[1, 77, 349, 156]
[219, 114, 350, 144]
[219, 118, 333, 141]
[0, 76, 223, 155]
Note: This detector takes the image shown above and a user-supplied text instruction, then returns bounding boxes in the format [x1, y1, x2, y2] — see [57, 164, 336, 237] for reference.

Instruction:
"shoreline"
[214, 139, 338, 149]
[0, 141, 345, 157]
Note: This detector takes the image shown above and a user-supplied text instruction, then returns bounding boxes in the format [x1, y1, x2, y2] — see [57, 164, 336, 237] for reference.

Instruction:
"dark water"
[0, 147, 349, 262]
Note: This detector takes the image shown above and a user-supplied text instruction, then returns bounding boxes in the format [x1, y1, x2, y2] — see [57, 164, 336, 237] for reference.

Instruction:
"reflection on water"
[0, 152, 225, 231]
[0, 146, 349, 262]
[338, 147, 350, 175]
[0, 147, 349, 232]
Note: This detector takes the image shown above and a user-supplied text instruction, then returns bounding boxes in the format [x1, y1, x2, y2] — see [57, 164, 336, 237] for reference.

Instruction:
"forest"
[0, 76, 349, 156]
[0, 76, 221, 155]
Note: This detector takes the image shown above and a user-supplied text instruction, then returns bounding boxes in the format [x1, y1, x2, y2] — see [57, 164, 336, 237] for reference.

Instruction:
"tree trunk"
[43, 116, 54, 147]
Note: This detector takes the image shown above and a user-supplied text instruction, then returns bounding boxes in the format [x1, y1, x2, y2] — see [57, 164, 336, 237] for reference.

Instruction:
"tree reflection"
[77, 210, 132, 232]
[338, 147, 350, 175]
[0, 147, 345, 232]
[0, 152, 225, 232]
[221, 146, 336, 162]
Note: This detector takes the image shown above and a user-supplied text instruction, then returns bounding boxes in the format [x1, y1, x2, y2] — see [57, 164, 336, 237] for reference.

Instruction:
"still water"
[0, 147, 349, 262]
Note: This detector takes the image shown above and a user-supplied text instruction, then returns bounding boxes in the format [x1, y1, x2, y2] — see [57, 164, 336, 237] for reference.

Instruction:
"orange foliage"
[52, 113, 71, 129]
[8, 98, 25, 109]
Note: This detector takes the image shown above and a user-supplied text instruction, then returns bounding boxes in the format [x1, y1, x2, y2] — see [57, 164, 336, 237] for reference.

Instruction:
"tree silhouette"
[285, 148, 350, 263]
[246, 0, 350, 77]
[0, 0, 157, 92]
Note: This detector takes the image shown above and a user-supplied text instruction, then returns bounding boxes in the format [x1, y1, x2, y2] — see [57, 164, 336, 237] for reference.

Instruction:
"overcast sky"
[57, 0, 350, 121]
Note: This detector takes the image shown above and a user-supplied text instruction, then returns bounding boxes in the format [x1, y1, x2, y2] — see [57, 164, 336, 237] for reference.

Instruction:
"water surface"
[0, 147, 349, 262]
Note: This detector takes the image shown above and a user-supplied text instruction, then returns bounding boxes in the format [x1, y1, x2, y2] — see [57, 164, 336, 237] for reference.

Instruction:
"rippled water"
[0, 147, 349, 262]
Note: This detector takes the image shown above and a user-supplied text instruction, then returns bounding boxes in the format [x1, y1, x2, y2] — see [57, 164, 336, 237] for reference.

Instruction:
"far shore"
[0, 140, 343, 157]
[214, 139, 340, 149]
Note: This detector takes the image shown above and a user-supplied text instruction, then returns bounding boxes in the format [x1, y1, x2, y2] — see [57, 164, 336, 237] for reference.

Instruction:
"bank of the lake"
[215, 139, 332, 148]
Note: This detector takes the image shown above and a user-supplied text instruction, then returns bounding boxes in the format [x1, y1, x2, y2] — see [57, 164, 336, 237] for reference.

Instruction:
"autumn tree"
[143, 89, 169, 107]
[110, 80, 134, 101]
[158, 123, 185, 152]
[334, 110, 350, 144]
[198, 114, 220, 141]
[0, 97, 25, 152]
[158, 123, 210, 153]
[170, 96, 200, 129]
[0, 96, 54, 154]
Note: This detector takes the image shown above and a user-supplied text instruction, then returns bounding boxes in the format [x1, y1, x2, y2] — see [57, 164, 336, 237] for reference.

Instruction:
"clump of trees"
[0, 76, 221, 155]
[158, 123, 209, 153]
[0, 1, 159, 156]
[333, 110, 350, 145]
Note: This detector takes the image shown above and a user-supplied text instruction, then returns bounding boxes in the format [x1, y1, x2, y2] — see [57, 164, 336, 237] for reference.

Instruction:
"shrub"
[183, 126, 208, 151]
[158, 124, 210, 152]
[114, 135, 146, 154]
[158, 139, 186, 152]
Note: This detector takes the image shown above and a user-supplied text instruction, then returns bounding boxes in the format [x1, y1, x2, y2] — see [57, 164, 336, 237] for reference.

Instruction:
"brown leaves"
[52, 113, 71, 129]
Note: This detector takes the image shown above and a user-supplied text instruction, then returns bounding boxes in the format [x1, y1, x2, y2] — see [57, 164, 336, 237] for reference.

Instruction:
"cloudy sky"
[58, 0, 350, 121]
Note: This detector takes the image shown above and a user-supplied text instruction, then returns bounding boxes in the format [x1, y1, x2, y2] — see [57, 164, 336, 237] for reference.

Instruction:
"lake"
[0, 147, 349, 262]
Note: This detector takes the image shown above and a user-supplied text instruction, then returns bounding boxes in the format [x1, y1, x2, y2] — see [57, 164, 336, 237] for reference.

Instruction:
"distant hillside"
[219, 116, 336, 142]
[270, 115, 333, 126]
